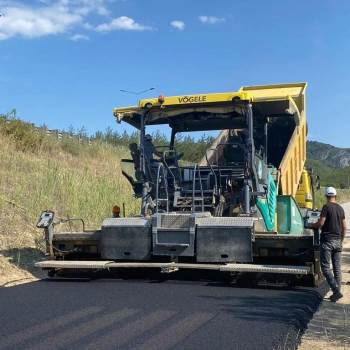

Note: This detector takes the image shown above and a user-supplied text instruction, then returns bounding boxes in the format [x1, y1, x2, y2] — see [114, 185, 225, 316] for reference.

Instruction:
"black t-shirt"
[320, 202, 345, 241]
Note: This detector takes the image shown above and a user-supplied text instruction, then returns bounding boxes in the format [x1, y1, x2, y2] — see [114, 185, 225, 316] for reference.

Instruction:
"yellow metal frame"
[114, 82, 306, 116]
[138, 91, 251, 108]
[240, 83, 306, 108]
[295, 170, 314, 209]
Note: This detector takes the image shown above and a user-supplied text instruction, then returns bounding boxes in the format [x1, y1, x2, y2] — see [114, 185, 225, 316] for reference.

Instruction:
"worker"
[129, 143, 140, 169]
[312, 186, 346, 302]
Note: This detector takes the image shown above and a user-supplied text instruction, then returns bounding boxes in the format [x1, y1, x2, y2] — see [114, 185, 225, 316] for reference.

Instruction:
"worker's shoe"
[330, 291, 343, 302]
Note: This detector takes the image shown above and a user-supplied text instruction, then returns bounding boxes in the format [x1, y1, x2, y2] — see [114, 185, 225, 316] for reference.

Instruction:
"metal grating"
[35, 260, 311, 275]
[220, 264, 310, 275]
[102, 218, 150, 227]
[160, 214, 192, 229]
[53, 231, 100, 241]
[35, 260, 113, 269]
[196, 217, 254, 228]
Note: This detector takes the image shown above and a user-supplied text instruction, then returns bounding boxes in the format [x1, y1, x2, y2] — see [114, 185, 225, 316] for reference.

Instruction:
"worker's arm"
[311, 216, 326, 230]
[311, 205, 327, 230]
[341, 218, 347, 242]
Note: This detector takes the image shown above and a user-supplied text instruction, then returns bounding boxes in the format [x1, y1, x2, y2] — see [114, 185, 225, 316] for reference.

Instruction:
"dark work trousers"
[320, 239, 342, 293]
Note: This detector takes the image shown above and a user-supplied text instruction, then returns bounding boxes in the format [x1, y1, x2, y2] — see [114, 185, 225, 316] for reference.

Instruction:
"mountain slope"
[306, 141, 350, 188]
[307, 140, 350, 168]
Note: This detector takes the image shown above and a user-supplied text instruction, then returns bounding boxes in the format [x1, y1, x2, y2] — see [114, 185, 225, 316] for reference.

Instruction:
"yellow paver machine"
[36, 83, 322, 285]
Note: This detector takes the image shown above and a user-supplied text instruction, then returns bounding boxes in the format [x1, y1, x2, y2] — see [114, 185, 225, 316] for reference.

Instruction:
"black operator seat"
[120, 143, 143, 197]
[129, 143, 140, 169]
[143, 134, 164, 184]
[129, 143, 143, 181]
[223, 135, 246, 165]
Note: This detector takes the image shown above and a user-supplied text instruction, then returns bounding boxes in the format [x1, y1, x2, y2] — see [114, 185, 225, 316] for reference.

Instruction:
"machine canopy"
[113, 83, 306, 132]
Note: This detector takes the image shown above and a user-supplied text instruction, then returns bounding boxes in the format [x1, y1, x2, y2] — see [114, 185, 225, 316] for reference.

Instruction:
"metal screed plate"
[35, 261, 311, 275]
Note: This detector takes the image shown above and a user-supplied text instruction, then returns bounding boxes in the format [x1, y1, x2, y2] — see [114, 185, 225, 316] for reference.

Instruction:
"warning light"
[112, 205, 121, 218]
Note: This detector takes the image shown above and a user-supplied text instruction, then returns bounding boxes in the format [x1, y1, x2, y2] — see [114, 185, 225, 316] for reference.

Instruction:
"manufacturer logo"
[178, 95, 207, 104]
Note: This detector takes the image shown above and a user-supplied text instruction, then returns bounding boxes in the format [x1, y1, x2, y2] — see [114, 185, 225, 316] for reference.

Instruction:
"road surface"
[0, 274, 326, 350]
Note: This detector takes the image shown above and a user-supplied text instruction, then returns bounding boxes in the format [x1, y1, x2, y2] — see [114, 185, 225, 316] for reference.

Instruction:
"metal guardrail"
[2, 118, 93, 145]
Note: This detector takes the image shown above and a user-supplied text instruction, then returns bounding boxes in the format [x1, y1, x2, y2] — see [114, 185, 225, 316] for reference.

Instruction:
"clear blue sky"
[1, 0, 350, 146]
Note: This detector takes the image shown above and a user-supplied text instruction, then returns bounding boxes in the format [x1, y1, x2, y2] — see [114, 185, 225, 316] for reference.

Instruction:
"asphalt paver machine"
[36, 83, 322, 285]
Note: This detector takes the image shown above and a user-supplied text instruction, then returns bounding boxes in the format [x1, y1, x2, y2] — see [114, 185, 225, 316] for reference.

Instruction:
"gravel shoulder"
[299, 203, 350, 349]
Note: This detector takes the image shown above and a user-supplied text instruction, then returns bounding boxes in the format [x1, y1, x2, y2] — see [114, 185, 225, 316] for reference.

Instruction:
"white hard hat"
[325, 186, 337, 197]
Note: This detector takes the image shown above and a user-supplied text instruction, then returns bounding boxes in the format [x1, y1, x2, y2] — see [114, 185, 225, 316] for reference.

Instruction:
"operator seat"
[223, 135, 246, 165]
[129, 143, 143, 181]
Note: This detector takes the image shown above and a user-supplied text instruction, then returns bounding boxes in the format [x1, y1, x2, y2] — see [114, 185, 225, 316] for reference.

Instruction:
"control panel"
[36, 211, 55, 229]
[304, 209, 320, 228]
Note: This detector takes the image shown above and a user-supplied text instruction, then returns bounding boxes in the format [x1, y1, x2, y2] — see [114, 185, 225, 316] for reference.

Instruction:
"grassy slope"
[0, 120, 139, 285]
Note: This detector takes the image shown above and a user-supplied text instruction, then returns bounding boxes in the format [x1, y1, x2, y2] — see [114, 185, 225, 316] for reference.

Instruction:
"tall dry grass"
[0, 119, 139, 284]
[314, 188, 350, 210]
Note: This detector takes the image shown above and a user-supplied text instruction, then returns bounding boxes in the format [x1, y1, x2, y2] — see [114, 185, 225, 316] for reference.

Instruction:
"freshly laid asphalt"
[0, 272, 327, 350]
